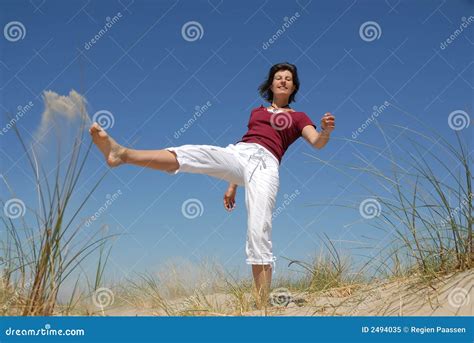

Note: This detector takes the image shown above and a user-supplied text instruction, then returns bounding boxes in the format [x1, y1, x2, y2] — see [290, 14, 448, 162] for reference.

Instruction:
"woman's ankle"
[120, 147, 129, 164]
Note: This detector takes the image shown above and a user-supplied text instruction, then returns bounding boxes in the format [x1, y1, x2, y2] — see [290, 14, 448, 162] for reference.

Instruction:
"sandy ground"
[96, 269, 473, 316]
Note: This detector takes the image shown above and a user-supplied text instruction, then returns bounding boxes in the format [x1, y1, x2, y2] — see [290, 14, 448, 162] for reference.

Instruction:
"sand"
[95, 269, 473, 316]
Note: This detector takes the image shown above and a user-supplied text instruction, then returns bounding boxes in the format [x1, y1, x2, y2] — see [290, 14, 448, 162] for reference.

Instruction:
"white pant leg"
[164, 144, 245, 186]
[241, 144, 280, 267]
[166, 142, 280, 268]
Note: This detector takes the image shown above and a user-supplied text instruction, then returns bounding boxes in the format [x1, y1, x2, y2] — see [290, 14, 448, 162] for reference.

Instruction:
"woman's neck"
[271, 97, 290, 108]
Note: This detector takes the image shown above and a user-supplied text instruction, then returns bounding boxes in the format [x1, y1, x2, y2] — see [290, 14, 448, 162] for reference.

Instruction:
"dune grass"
[301, 118, 472, 315]
[0, 112, 115, 316]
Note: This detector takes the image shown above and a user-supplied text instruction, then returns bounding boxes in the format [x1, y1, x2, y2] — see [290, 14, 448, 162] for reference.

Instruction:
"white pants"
[165, 142, 279, 268]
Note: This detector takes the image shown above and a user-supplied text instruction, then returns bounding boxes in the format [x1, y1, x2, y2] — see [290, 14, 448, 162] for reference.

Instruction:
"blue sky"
[1, 0, 472, 282]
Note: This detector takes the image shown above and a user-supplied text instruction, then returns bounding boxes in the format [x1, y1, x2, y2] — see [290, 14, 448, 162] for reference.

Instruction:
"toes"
[90, 122, 108, 138]
[90, 122, 102, 132]
[89, 124, 98, 135]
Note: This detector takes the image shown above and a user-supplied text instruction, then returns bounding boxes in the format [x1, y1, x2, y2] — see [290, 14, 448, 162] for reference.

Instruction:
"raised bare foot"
[89, 122, 127, 167]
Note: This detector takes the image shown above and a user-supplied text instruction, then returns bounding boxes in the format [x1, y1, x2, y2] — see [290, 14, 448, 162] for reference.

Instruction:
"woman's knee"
[164, 149, 180, 173]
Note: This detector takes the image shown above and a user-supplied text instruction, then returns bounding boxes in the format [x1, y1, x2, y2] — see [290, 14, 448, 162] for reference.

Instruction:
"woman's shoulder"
[288, 108, 306, 114]
[252, 105, 266, 112]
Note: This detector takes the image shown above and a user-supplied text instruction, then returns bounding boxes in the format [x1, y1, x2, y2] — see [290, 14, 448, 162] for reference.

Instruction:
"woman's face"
[270, 70, 295, 100]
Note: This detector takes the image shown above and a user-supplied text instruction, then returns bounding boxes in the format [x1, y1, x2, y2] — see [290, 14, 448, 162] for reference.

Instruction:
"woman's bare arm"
[302, 125, 330, 149]
[224, 183, 238, 211]
[302, 112, 335, 149]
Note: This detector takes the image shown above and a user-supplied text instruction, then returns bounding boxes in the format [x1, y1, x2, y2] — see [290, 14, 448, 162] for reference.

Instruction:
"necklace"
[268, 103, 291, 114]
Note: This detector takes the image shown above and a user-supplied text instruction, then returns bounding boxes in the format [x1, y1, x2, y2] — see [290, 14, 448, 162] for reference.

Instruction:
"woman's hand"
[223, 184, 237, 211]
[320, 112, 335, 134]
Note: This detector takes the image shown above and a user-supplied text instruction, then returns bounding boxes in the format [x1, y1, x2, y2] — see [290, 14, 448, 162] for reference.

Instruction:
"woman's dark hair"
[258, 62, 300, 104]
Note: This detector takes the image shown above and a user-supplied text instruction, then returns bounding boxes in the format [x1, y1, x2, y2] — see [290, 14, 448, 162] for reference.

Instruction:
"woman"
[89, 62, 335, 307]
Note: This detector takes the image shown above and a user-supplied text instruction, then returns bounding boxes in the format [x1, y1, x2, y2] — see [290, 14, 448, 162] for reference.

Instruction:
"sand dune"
[96, 269, 473, 317]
